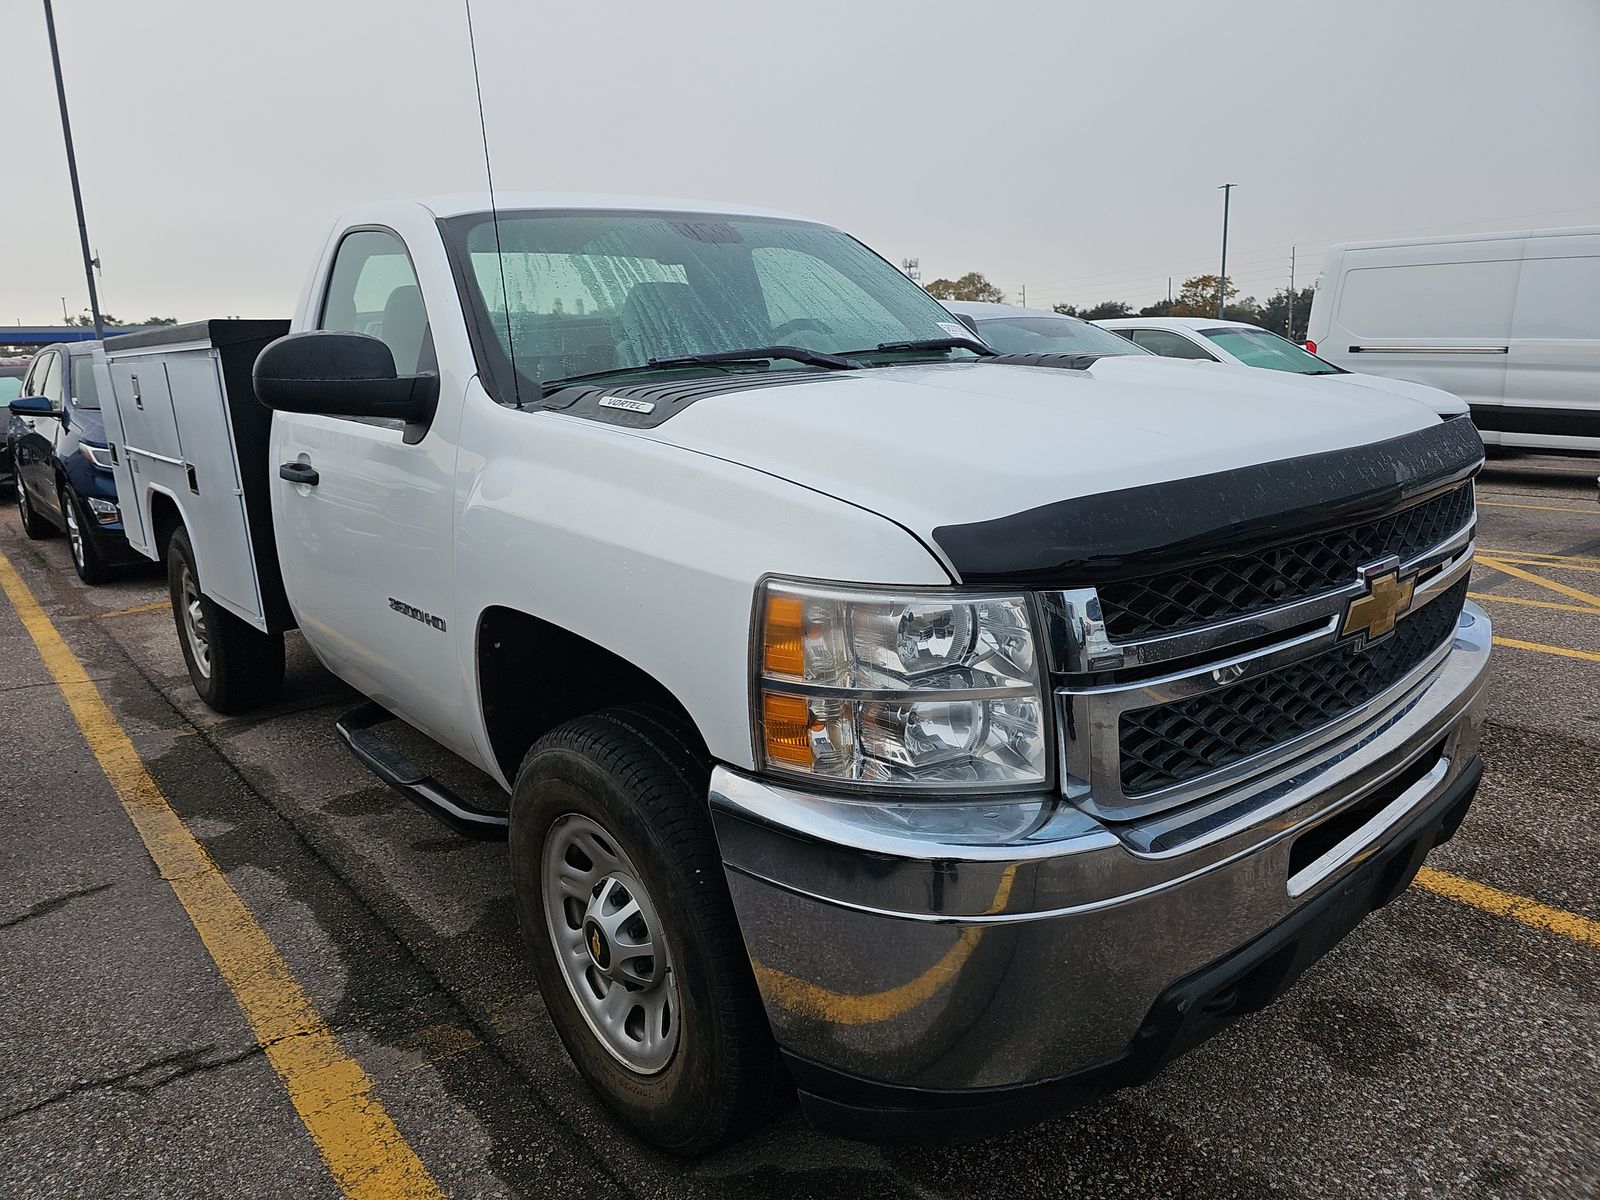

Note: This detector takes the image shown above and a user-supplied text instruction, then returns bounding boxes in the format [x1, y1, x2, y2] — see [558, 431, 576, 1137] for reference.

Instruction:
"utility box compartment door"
[162, 352, 264, 624]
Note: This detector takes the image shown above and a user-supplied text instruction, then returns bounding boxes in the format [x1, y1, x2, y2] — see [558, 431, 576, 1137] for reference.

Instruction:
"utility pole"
[1020, 284, 1026, 307]
[1286, 245, 1296, 338]
[43, 0, 103, 340]
[1216, 183, 1236, 319]
[1167, 276, 1173, 305]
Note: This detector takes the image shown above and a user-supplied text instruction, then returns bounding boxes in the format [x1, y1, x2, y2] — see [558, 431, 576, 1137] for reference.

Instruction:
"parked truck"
[100, 194, 1491, 1154]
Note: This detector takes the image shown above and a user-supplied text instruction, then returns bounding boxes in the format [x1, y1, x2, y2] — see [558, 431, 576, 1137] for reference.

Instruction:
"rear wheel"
[510, 706, 782, 1155]
[16, 477, 53, 539]
[60, 483, 111, 585]
[167, 526, 285, 713]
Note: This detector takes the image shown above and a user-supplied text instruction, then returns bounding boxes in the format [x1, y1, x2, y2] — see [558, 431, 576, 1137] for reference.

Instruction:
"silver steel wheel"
[18, 483, 30, 521]
[179, 562, 212, 679]
[543, 812, 680, 1074]
[63, 491, 85, 568]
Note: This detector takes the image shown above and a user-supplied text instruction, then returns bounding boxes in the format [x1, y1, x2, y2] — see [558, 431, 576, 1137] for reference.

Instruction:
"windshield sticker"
[939, 321, 978, 342]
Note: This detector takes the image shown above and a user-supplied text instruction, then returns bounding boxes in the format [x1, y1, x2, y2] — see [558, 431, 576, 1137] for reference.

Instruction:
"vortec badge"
[599, 395, 656, 414]
[1341, 564, 1416, 645]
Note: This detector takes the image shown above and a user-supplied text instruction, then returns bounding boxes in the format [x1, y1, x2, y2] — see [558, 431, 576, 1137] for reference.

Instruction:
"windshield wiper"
[647, 346, 861, 371]
[540, 346, 857, 396]
[844, 337, 995, 358]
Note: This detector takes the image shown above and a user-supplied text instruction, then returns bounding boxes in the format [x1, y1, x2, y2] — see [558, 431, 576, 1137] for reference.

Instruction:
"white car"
[1097, 316, 1470, 419]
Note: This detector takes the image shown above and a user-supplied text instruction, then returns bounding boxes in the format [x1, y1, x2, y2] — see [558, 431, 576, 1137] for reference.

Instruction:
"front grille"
[1098, 484, 1474, 641]
[1118, 578, 1469, 797]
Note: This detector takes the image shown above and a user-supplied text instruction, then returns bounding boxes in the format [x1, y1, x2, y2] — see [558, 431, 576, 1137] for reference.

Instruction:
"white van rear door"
[1505, 234, 1600, 451]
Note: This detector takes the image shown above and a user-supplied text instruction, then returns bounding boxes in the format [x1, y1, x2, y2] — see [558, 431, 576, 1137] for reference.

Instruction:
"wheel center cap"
[583, 919, 612, 971]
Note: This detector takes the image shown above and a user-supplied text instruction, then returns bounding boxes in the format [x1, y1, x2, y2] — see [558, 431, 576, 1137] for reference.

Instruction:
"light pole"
[1217, 183, 1236, 319]
[43, 0, 104, 340]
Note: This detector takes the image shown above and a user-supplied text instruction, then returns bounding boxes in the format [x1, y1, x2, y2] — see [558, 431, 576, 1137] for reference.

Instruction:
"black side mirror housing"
[8, 395, 53, 417]
[253, 330, 439, 444]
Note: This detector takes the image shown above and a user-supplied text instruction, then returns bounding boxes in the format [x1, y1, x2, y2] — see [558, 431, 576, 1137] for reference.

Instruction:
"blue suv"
[8, 342, 141, 584]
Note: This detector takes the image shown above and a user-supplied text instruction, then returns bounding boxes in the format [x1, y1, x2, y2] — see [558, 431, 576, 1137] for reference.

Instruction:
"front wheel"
[167, 526, 285, 713]
[510, 707, 782, 1155]
[61, 483, 111, 585]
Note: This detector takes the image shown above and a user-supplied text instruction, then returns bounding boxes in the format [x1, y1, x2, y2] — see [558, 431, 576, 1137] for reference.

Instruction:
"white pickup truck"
[100, 194, 1491, 1154]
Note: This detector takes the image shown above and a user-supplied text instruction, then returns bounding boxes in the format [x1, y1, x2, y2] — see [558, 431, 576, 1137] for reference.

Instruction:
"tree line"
[924, 272, 1315, 342]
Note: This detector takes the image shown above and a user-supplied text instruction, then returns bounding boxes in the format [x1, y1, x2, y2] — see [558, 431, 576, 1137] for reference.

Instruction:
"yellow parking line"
[1414, 868, 1600, 948]
[0, 553, 442, 1200]
[1477, 500, 1595, 514]
[1492, 636, 1600, 664]
[1468, 592, 1600, 616]
[98, 601, 169, 619]
[1477, 549, 1600, 565]
[1475, 555, 1600, 611]
[1488, 558, 1600, 576]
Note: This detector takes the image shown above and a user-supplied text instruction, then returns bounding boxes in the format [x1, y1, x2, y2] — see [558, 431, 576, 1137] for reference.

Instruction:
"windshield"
[970, 315, 1150, 357]
[442, 210, 980, 400]
[1201, 327, 1340, 374]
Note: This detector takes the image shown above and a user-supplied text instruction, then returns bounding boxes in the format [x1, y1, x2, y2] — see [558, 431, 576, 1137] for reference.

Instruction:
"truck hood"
[639, 358, 1442, 568]
[1178, 359, 1468, 417]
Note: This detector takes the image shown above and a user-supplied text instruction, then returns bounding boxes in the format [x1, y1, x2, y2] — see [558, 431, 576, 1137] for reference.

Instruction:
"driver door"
[271, 227, 468, 750]
[16, 351, 65, 520]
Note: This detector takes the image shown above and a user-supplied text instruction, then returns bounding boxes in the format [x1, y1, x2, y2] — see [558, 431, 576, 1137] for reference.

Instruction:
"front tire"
[61, 483, 111, 585]
[166, 526, 285, 713]
[510, 707, 782, 1155]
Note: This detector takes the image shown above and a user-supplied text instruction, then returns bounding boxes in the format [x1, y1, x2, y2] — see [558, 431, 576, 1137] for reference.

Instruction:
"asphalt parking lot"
[1, 452, 1596, 1200]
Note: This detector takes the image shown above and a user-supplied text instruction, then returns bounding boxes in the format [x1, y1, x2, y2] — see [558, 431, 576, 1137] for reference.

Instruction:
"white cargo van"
[1307, 226, 1600, 453]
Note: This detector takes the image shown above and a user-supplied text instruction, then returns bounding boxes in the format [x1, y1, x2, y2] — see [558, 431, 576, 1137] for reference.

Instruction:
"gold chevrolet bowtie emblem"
[1341, 567, 1416, 643]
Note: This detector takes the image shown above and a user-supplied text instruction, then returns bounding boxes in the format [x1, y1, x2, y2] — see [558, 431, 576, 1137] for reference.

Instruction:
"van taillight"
[1305, 339, 1317, 354]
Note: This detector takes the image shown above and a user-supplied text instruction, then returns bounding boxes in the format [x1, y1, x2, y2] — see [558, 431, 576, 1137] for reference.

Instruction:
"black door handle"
[279, 462, 319, 486]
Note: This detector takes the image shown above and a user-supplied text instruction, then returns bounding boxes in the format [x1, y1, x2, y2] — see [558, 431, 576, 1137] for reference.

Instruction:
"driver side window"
[37, 353, 64, 411]
[319, 229, 434, 376]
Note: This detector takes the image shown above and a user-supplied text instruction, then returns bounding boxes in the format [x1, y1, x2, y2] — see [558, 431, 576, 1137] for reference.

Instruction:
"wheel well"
[477, 607, 707, 783]
[148, 492, 183, 559]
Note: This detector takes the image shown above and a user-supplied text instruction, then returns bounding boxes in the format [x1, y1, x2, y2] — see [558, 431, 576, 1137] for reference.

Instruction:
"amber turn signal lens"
[762, 692, 814, 767]
[763, 594, 806, 677]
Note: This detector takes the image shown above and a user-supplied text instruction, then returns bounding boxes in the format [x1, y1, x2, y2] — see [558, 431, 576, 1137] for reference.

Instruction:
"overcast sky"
[5, 0, 1599, 323]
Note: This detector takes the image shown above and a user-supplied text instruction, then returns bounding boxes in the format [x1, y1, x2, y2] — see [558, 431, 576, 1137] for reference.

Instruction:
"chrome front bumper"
[710, 602, 1491, 1111]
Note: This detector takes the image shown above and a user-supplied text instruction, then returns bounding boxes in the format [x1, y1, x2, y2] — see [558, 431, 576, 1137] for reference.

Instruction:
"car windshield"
[70, 356, 101, 409]
[442, 210, 981, 400]
[970, 315, 1150, 357]
[1201, 327, 1340, 374]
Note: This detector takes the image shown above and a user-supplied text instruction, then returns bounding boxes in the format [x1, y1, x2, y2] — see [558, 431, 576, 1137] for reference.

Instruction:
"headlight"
[754, 580, 1048, 792]
[86, 496, 120, 523]
[81, 443, 115, 469]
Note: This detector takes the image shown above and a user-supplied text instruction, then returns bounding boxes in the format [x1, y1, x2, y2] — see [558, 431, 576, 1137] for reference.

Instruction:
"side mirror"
[254, 331, 438, 443]
[8, 395, 53, 417]
[953, 313, 981, 336]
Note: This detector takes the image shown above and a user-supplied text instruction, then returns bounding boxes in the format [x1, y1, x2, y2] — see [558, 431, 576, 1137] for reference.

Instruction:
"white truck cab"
[102, 194, 1491, 1154]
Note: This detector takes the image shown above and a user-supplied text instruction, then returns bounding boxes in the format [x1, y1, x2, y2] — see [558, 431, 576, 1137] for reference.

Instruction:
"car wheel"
[167, 525, 285, 713]
[16, 478, 54, 539]
[510, 706, 782, 1155]
[60, 483, 112, 585]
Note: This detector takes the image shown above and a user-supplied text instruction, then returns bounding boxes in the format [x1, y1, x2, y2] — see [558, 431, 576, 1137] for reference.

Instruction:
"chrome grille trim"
[1042, 512, 1474, 677]
[1053, 526, 1475, 822]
